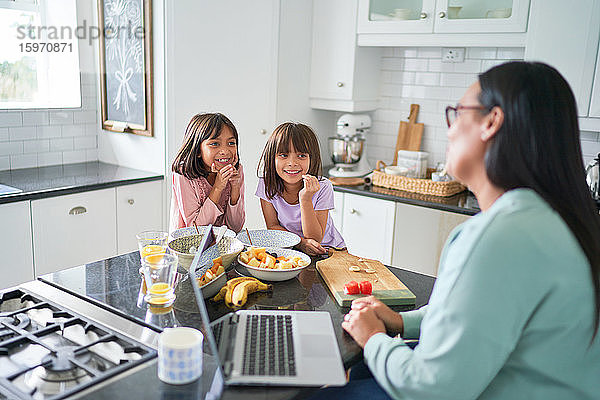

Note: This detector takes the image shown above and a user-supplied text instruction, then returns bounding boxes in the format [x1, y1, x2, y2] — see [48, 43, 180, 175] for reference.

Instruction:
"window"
[0, 0, 81, 109]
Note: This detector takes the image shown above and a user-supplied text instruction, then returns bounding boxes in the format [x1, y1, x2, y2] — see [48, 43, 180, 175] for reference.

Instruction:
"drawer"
[32, 188, 116, 275]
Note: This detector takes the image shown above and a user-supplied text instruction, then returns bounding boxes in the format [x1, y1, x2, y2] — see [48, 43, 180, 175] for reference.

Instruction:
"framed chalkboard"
[98, 0, 153, 136]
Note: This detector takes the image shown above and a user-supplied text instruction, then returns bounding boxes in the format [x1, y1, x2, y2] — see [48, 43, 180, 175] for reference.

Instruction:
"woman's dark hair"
[171, 113, 239, 179]
[478, 61, 600, 338]
[258, 122, 322, 199]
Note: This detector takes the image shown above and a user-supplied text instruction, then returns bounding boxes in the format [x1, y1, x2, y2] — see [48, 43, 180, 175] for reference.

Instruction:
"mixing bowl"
[328, 136, 365, 165]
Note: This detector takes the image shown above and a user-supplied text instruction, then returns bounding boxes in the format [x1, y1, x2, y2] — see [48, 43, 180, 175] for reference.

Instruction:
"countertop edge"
[332, 185, 479, 216]
[0, 174, 164, 205]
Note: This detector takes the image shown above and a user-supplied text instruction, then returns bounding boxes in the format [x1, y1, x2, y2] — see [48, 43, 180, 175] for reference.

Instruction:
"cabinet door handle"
[349, 208, 357, 214]
[336, 81, 345, 87]
[69, 206, 87, 215]
[420, 12, 427, 19]
[260, 129, 267, 135]
[127, 199, 135, 205]
[438, 11, 446, 18]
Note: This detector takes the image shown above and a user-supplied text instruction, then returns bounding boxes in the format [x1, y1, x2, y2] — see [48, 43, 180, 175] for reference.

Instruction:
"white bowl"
[384, 166, 409, 176]
[237, 247, 311, 282]
[170, 225, 236, 240]
[236, 229, 301, 248]
[197, 270, 227, 299]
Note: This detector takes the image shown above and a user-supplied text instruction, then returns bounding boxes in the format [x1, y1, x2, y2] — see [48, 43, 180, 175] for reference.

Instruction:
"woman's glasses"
[445, 105, 488, 127]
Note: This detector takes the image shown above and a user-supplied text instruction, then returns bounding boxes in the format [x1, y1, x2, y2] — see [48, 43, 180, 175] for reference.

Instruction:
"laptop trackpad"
[300, 335, 335, 357]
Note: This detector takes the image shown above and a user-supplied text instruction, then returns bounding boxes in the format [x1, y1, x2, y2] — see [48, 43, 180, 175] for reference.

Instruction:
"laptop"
[189, 225, 347, 386]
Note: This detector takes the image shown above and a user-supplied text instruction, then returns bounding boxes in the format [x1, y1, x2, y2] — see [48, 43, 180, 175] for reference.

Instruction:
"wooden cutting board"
[329, 177, 367, 186]
[392, 104, 424, 165]
[316, 249, 416, 307]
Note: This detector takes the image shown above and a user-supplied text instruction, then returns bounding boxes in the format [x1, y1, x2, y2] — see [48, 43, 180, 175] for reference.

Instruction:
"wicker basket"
[372, 161, 466, 197]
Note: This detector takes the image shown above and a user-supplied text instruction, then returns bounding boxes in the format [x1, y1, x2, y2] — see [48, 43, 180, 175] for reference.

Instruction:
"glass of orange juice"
[142, 253, 178, 307]
[136, 231, 169, 260]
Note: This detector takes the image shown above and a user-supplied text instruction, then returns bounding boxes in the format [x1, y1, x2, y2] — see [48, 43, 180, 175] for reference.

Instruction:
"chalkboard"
[98, 0, 153, 136]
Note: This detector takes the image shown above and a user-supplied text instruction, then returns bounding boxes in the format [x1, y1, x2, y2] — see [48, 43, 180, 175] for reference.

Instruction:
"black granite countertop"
[332, 183, 480, 216]
[40, 251, 435, 400]
[0, 162, 163, 204]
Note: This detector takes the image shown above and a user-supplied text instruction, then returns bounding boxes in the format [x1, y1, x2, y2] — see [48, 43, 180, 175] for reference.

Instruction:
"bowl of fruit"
[195, 256, 228, 299]
[237, 247, 311, 281]
[168, 235, 244, 272]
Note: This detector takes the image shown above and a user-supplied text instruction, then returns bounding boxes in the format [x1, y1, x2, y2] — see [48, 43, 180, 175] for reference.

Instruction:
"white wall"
[367, 46, 600, 168]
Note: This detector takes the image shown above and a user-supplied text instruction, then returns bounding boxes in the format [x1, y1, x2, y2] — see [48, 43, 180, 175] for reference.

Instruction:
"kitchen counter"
[333, 182, 480, 216]
[40, 251, 435, 400]
[0, 161, 163, 204]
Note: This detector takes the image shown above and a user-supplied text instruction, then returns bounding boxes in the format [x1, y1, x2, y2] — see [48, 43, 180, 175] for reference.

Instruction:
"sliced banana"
[365, 268, 377, 274]
[348, 265, 361, 272]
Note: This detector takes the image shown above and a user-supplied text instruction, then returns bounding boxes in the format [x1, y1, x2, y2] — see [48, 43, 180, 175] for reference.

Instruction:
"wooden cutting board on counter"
[392, 104, 424, 165]
[316, 249, 415, 307]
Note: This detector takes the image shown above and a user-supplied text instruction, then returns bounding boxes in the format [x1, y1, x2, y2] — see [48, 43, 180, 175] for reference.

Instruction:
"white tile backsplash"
[0, 72, 99, 171]
[367, 46, 600, 169]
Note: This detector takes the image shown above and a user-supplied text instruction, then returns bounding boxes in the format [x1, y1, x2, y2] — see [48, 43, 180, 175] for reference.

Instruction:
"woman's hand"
[298, 238, 327, 255]
[352, 296, 404, 336]
[342, 306, 386, 348]
[299, 175, 320, 204]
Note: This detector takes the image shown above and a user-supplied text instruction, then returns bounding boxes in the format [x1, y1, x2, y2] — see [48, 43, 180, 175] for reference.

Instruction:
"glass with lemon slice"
[136, 231, 169, 259]
[141, 253, 178, 307]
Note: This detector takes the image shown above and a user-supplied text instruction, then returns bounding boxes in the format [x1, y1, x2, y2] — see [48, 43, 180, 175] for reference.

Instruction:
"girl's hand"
[342, 306, 386, 348]
[298, 238, 327, 255]
[299, 175, 320, 203]
[228, 168, 242, 191]
[211, 163, 236, 191]
[351, 296, 404, 336]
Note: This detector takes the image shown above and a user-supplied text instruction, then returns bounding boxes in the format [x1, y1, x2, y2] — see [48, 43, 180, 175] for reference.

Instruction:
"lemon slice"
[141, 245, 165, 258]
[147, 296, 171, 305]
[149, 282, 171, 295]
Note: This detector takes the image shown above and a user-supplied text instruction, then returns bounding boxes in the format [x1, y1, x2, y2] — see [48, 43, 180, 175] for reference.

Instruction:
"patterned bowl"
[237, 247, 311, 282]
[170, 225, 236, 240]
[168, 235, 244, 272]
[236, 229, 301, 248]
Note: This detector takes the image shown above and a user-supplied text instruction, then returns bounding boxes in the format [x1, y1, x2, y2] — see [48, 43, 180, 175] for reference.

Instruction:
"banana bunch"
[212, 277, 272, 308]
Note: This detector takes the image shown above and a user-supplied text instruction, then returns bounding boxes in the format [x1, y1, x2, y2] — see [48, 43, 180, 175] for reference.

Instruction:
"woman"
[313, 62, 600, 399]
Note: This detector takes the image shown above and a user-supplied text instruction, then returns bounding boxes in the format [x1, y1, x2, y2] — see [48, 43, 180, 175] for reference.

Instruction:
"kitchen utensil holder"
[373, 160, 466, 197]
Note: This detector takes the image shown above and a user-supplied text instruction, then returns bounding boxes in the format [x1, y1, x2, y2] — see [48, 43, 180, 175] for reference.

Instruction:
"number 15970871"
[19, 42, 73, 52]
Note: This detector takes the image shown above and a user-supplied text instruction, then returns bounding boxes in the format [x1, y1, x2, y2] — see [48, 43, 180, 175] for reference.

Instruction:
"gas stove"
[0, 281, 159, 400]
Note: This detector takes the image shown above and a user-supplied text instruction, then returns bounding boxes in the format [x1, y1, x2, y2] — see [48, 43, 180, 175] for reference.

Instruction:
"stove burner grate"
[0, 314, 31, 342]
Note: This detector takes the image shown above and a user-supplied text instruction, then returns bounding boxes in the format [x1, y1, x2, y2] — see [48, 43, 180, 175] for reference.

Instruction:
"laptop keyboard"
[242, 314, 296, 376]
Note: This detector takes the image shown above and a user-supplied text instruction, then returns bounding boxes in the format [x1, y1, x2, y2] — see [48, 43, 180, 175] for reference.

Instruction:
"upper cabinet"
[525, 0, 600, 129]
[310, 0, 382, 112]
[357, 0, 531, 46]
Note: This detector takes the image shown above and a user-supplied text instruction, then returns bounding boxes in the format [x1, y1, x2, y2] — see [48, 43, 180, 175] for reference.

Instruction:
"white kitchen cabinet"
[330, 191, 345, 233]
[0, 201, 34, 289]
[309, 0, 382, 112]
[342, 193, 396, 264]
[391, 202, 470, 276]
[116, 181, 163, 254]
[525, 0, 600, 125]
[357, 0, 530, 46]
[31, 189, 117, 276]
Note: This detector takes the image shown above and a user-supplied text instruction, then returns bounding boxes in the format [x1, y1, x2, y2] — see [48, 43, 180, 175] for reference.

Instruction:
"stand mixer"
[328, 114, 372, 177]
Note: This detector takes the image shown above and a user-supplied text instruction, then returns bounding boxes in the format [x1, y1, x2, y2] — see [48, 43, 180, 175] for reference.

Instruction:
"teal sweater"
[364, 189, 600, 399]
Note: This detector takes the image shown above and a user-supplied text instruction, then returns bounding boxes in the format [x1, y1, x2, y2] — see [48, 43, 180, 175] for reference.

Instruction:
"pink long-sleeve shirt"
[169, 165, 245, 233]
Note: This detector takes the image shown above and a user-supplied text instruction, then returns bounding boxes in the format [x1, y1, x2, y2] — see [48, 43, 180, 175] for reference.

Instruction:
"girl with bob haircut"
[311, 62, 600, 399]
[170, 113, 245, 233]
[256, 122, 345, 255]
